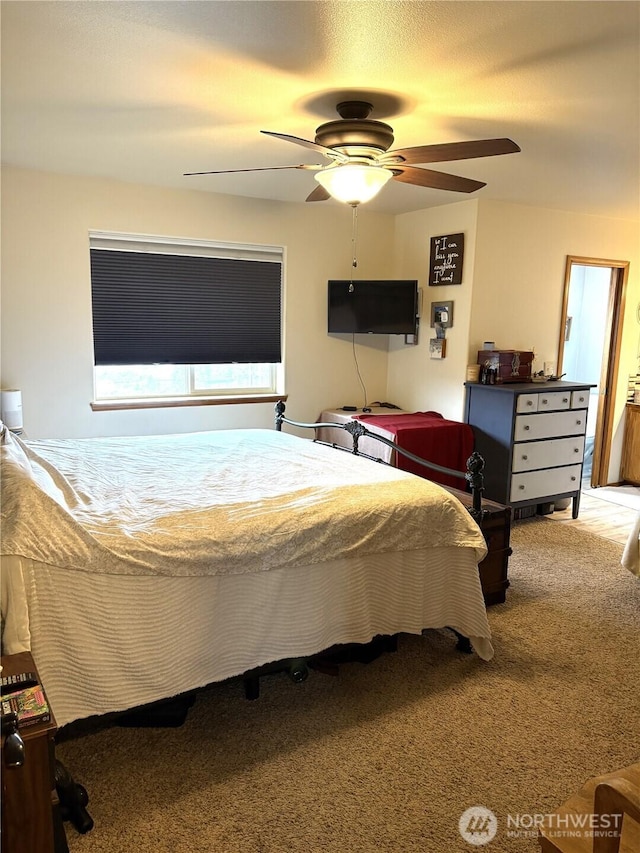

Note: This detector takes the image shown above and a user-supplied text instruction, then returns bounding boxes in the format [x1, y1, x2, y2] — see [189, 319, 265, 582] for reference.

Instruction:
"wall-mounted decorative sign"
[428, 233, 464, 286]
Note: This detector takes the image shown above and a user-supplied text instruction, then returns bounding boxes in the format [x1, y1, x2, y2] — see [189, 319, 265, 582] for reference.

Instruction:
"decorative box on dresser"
[464, 381, 594, 519]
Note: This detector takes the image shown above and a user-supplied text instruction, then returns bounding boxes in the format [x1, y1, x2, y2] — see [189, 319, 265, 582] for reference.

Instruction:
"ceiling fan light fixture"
[314, 164, 392, 205]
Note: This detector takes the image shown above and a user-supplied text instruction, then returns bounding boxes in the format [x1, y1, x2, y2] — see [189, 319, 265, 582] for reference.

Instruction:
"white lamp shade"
[1, 389, 23, 431]
[314, 164, 392, 205]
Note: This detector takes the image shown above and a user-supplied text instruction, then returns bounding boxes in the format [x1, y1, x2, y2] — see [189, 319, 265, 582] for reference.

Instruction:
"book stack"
[1, 685, 50, 727]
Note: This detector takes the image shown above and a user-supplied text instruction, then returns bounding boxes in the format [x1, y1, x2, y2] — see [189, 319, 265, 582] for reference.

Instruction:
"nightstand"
[1, 652, 68, 853]
[316, 407, 409, 462]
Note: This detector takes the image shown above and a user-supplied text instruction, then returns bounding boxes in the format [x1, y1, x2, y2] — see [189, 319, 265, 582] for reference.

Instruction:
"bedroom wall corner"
[386, 200, 480, 421]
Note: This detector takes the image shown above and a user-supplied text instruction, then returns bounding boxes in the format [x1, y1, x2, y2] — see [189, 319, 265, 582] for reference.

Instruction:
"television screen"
[328, 280, 418, 335]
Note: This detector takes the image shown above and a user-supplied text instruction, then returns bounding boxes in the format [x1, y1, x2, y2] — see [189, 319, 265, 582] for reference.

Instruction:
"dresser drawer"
[514, 410, 587, 441]
[510, 464, 582, 502]
[536, 391, 572, 411]
[516, 394, 539, 413]
[571, 390, 590, 409]
[512, 435, 586, 472]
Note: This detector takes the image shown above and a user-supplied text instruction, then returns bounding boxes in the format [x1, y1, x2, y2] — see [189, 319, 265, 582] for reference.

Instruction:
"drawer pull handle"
[576, 419, 582, 425]
[574, 447, 580, 453]
[522, 455, 528, 461]
[562, 397, 568, 403]
[571, 476, 576, 482]
[524, 425, 530, 431]
[527, 400, 533, 406]
[541, 398, 547, 404]
[519, 485, 525, 490]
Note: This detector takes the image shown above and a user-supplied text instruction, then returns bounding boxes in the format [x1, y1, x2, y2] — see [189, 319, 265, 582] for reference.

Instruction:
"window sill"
[91, 394, 287, 412]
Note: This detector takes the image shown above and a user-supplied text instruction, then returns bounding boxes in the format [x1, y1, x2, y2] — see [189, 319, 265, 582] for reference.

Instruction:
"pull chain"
[347, 203, 367, 408]
[349, 203, 358, 292]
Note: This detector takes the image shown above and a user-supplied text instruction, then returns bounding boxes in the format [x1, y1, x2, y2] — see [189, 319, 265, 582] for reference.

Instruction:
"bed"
[622, 510, 640, 577]
[1, 408, 493, 729]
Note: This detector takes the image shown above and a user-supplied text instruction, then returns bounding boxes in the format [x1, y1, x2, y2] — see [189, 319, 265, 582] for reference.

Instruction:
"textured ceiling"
[2, 0, 639, 218]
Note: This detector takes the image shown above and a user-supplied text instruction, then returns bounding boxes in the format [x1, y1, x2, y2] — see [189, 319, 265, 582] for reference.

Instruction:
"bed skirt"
[2, 548, 493, 728]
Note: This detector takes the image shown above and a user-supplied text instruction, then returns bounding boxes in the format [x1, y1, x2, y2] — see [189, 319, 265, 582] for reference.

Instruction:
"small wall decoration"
[429, 233, 464, 286]
[429, 338, 447, 359]
[430, 300, 454, 328]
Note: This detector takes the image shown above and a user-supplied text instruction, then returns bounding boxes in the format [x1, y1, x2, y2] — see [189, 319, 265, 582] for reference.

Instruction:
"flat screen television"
[328, 280, 419, 335]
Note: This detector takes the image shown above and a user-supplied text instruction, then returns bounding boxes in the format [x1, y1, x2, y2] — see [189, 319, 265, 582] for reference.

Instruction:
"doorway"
[557, 256, 629, 487]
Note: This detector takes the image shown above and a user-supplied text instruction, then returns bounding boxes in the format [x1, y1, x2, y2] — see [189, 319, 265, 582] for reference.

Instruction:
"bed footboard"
[274, 401, 486, 522]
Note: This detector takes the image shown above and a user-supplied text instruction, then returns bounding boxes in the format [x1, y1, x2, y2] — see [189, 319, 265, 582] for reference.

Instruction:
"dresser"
[464, 381, 594, 518]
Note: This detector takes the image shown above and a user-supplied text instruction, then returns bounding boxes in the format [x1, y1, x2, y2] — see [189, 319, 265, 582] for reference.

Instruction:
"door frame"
[557, 255, 629, 486]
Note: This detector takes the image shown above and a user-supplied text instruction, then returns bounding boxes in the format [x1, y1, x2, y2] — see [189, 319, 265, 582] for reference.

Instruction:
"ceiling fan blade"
[183, 164, 321, 176]
[391, 166, 486, 193]
[261, 130, 348, 162]
[386, 138, 520, 165]
[305, 184, 331, 202]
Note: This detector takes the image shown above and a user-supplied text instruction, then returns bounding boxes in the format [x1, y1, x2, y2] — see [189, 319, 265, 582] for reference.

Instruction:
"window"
[89, 232, 284, 403]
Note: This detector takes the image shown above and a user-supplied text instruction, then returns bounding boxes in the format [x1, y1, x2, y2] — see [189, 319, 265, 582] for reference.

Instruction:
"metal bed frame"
[274, 401, 486, 522]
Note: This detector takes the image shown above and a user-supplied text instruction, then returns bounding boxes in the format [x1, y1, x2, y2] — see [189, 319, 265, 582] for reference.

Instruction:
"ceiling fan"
[184, 100, 520, 205]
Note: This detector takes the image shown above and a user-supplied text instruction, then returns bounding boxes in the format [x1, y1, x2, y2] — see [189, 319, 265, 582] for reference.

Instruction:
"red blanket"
[354, 411, 474, 489]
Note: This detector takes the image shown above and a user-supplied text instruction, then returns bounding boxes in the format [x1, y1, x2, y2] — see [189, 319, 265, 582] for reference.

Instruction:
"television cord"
[351, 334, 369, 410]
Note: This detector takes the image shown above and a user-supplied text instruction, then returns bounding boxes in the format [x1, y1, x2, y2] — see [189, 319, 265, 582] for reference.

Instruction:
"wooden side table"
[443, 486, 512, 605]
[1, 651, 67, 853]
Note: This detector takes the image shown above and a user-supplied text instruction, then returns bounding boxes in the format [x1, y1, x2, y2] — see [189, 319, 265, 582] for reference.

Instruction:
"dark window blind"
[90, 249, 282, 365]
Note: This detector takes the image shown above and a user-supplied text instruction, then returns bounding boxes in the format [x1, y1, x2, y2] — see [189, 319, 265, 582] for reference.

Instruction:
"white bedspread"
[621, 511, 640, 578]
[1, 426, 493, 727]
[2, 428, 486, 577]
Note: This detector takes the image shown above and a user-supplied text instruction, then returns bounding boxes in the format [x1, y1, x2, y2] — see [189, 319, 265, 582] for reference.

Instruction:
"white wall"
[387, 200, 479, 421]
[387, 197, 639, 481]
[472, 200, 640, 481]
[1, 166, 395, 438]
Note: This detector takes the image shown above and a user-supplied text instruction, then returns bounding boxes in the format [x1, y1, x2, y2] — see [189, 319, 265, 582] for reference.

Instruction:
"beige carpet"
[57, 518, 640, 853]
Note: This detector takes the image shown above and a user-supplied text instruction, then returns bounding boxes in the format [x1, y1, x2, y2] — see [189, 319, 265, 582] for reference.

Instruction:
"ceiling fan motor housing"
[315, 101, 395, 152]
[315, 119, 395, 152]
